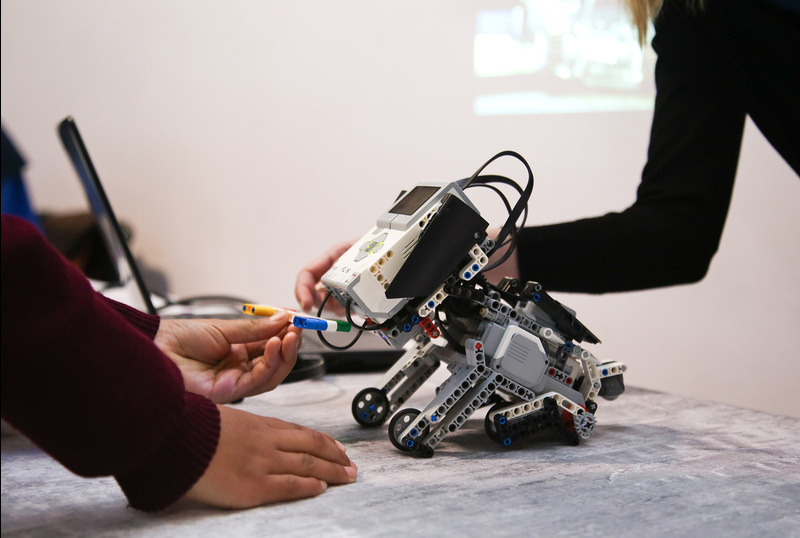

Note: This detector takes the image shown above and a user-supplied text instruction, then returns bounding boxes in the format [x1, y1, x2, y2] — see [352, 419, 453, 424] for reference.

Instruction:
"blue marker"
[293, 315, 352, 333]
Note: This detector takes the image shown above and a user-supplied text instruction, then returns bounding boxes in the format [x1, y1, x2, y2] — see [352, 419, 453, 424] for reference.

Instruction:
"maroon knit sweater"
[1, 215, 220, 511]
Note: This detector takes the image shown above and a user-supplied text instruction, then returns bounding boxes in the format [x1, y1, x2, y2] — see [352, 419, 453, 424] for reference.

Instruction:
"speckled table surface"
[3, 371, 800, 537]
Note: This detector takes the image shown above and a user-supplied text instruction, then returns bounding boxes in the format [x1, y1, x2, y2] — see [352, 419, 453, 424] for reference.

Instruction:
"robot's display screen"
[389, 186, 439, 216]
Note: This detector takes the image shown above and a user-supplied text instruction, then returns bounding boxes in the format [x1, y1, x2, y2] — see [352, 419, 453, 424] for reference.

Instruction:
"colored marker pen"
[292, 315, 352, 333]
[242, 304, 296, 317]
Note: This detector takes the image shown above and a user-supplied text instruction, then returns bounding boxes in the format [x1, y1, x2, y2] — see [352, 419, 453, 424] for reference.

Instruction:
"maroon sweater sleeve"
[0, 215, 220, 511]
[103, 296, 161, 338]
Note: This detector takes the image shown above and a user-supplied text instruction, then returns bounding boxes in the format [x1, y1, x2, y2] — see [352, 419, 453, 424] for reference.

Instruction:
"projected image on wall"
[474, 0, 656, 115]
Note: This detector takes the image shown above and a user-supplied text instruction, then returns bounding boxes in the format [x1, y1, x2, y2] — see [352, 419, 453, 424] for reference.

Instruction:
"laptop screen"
[57, 116, 156, 315]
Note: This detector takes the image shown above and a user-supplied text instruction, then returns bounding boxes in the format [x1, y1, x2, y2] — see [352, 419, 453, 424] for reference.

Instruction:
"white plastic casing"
[321, 182, 478, 322]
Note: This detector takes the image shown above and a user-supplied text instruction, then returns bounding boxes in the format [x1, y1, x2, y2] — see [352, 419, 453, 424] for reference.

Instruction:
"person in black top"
[506, 0, 799, 293]
[295, 0, 799, 309]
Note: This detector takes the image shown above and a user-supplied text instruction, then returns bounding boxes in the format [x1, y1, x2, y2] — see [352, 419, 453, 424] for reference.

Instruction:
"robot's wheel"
[484, 402, 511, 446]
[388, 408, 427, 452]
[352, 388, 390, 427]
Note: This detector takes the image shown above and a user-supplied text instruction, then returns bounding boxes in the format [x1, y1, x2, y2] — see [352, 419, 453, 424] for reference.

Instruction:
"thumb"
[215, 312, 294, 344]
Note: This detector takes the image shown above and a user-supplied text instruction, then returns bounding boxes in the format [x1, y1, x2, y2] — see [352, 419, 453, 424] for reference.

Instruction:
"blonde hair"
[624, 0, 706, 46]
[623, 0, 664, 46]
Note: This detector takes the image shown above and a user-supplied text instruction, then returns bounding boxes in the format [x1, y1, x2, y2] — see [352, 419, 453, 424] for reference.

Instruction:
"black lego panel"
[386, 194, 488, 300]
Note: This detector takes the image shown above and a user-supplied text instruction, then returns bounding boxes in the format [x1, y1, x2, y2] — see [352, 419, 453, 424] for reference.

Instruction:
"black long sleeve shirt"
[517, 0, 799, 293]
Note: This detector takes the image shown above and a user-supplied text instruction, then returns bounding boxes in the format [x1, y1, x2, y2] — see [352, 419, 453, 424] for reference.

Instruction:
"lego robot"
[319, 151, 626, 457]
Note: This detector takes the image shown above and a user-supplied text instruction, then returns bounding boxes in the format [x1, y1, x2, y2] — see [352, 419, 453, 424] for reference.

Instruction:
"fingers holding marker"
[242, 303, 352, 333]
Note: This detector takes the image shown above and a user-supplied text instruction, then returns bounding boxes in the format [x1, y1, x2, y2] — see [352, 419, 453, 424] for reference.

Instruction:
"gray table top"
[3, 370, 799, 537]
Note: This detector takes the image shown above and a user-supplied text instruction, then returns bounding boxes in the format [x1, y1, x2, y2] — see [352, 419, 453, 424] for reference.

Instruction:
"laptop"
[58, 116, 158, 315]
[58, 116, 251, 319]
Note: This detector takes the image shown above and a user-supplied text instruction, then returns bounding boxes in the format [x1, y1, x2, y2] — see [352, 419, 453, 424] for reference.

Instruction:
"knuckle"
[308, 430, 326, 447]
[283, 474, 300, 495]
[300, 452, 316, 471]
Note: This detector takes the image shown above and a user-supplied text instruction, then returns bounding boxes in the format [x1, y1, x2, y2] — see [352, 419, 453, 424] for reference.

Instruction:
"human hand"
[184, 405, 357, 509]
[295, 240, 354, 314]
[154, 313, 301, 404]
[481, 227, 521, 285]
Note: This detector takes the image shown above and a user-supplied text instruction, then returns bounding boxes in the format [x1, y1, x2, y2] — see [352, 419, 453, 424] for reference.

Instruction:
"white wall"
[3, 0, 798, 418]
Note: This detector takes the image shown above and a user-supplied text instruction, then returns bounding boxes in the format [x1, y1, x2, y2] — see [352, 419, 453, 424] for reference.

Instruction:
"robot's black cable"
[462, 180, 528, 272]
[156, 294, 256, 309]
[460, 151, 534, 255]
[483, 226, 519, 272]
[469, 174, 530, 231]
[314, 291, 396, 350]
[315, 291, 364, 351]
